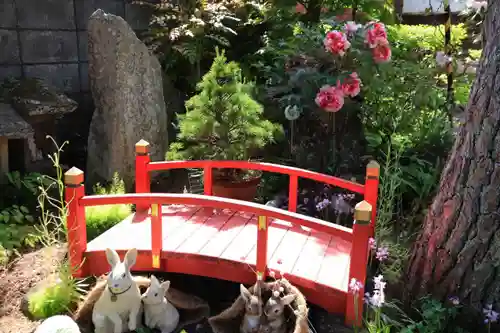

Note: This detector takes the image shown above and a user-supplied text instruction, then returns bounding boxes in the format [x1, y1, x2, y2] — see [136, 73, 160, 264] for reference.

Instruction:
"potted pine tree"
[167, 49, 283, 201]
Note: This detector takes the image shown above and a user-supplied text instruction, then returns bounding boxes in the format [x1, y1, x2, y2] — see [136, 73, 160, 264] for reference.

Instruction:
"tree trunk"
[406, 2, 500, 308]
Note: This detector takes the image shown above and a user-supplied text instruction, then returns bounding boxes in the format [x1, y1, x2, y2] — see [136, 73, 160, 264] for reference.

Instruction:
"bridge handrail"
[135, 140, 380, 219]
[147, 160, 365, 194]
[78, 193, 353, 239]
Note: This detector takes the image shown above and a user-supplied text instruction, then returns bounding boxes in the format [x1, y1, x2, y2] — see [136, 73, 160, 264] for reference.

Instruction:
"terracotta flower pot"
[212, 174, 262, 202]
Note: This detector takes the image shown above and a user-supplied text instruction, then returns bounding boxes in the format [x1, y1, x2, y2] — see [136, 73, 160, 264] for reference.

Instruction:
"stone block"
[16, 0, 75, 29]
[0, 0, 17, 28]
[79, 62, 89, 91]
[0, 65, 22, 82]
[75, 0, 125, 30]
[78, 31, 88, 61]
[21, 31, 78, 63]
[24, 64, 80, 92]
[0, 30, 20, 64]
[124, 1, 154, 31]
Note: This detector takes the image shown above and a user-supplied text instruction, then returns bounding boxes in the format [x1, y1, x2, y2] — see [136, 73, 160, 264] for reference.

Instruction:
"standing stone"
[86, 9, 168, 189]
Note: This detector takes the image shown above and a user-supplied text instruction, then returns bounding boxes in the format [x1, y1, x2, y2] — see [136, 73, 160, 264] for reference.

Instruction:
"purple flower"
[483, 304, 499, 324]
[368, 237, 377, 250]
[349, 278, 364, 294]
[375, 247, 389, 261]
[363, 292, 371, 304]
[316, 198, 331, 211]
[448, 296, 460, 306]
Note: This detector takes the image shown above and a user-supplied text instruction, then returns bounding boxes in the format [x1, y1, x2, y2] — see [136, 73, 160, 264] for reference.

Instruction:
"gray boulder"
[34, 315, 80, 333]
[86, 9, 169, 189]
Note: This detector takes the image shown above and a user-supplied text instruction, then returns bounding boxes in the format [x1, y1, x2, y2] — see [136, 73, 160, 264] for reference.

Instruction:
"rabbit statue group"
[240, 281, 296, 333]
[92, 248, 179, 333]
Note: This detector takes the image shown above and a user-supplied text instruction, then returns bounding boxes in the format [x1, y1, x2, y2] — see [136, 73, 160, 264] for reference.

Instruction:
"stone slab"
[0, 103, 34, 138]
[0, 30, 20, 64]
[21, 31, 78, 63]
[16, 0, 75, 29]
[24, 64, 80, 92]
[79, 62, 89, 91]
[78, 31, 88, 61]
[75, 0, 125, 30]
[0, 65, 22, 82]
[0, 0, 17, 29]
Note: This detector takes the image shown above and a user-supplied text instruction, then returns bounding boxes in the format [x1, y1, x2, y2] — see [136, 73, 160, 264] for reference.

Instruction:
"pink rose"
[323, 31, 351, 56]
[315, 85, 345, 112]
[373, 43, 392, 63]
[365, 22, 388, 48]
[341, 72, 361, 97]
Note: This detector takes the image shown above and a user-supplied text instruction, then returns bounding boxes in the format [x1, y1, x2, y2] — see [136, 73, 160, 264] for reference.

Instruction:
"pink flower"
[365, 22, 388, 48]
[375, 247, 389, 261]
[341, 72, 361, 97]
[323, 31, 351, 56]
[372, 43, 392, 63]
[295, 3, 306, 14]
[368, 237, 377, 250]
[315, 85, 345, 112]
[344, 21, 361, 34]
[349, 278, 364, 294]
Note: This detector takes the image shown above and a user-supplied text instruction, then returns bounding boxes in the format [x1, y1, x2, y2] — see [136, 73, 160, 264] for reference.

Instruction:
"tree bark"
[406, 2, 500, 309]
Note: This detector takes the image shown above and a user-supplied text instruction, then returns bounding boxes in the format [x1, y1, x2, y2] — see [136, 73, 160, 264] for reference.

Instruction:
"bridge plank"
[316, 237, 352, 291]
[176, 209, 236, 253]
[245, 218, 289, 267]
[161, 205, 199, 244]
[291, 229, 332, 281]
[220, 216, 258, 263]
[163, 208, 214, 252]
[198, 212, 254, 258]
[268, 225, 310, 277]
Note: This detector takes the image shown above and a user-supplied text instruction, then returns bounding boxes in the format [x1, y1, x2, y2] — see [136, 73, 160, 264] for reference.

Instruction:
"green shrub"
[27, 262, 85, 319]
[86, 172, 131, 240]
[167, 48, 283, 181]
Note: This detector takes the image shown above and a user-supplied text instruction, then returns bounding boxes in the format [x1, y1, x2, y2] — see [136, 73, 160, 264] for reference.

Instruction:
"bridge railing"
[134, 139, 380, 232]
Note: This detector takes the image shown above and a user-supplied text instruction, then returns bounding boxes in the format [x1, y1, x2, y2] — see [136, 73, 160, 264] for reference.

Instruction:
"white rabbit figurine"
[141, 275, 180, 333]
[92, 248, 142, 333]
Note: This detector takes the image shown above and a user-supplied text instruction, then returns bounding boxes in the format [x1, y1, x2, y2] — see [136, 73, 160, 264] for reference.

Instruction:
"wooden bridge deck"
[85, 204, 352, 312]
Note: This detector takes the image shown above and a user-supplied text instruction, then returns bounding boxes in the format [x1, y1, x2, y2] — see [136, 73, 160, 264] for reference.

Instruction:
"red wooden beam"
[364, 161, 380, 237]
[135, 140, 151, 212]
[64, 167, 87, 277]
[79, 193, 353, 240]
[147, 160, 365, 194]
[256, 215, 269, 280]
[150, 203, 162, 269]
[345, 201, 372, 327]
[288, 174, 298, 212]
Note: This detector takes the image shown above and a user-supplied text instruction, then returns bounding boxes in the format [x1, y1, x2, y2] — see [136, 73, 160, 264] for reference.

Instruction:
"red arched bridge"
[64, 140, 379, 325]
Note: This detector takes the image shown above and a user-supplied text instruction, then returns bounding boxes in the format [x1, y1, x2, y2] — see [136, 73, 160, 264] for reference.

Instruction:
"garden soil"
[0, 245, 66, 333]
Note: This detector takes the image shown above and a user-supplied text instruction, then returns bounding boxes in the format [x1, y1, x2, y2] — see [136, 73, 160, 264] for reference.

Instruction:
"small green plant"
[30, 136, 86, 318]
[86, 172, 131, 240]
[167, 48, 283, 181]
[27, 260, 86, 319]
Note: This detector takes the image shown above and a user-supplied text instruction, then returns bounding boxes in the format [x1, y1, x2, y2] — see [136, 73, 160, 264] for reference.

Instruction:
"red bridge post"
[151, 203, 162, 269]
[364, 161, 379, 237]
[64, 167, 86, 277]
[256, 215, 269, 280]
[135, 140, 151, 212]
[288, 175, 298, 212]
[345, 200, 372, 327]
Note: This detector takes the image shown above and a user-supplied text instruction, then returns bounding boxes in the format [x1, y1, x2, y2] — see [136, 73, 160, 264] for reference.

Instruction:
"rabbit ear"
[240, 284, 251, 302]
[105, 248, 120, 268]
[281, 294, 296, 306]
[160, 280, 170, 293]
[254, 281, 261, 297]
[124, 248, 137, 268]
[150, 275, 160, 287]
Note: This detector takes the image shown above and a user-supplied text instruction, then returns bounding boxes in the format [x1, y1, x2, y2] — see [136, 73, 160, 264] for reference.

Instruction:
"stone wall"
[0, 0, 155, 167]
[0, 0, 153, 93]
